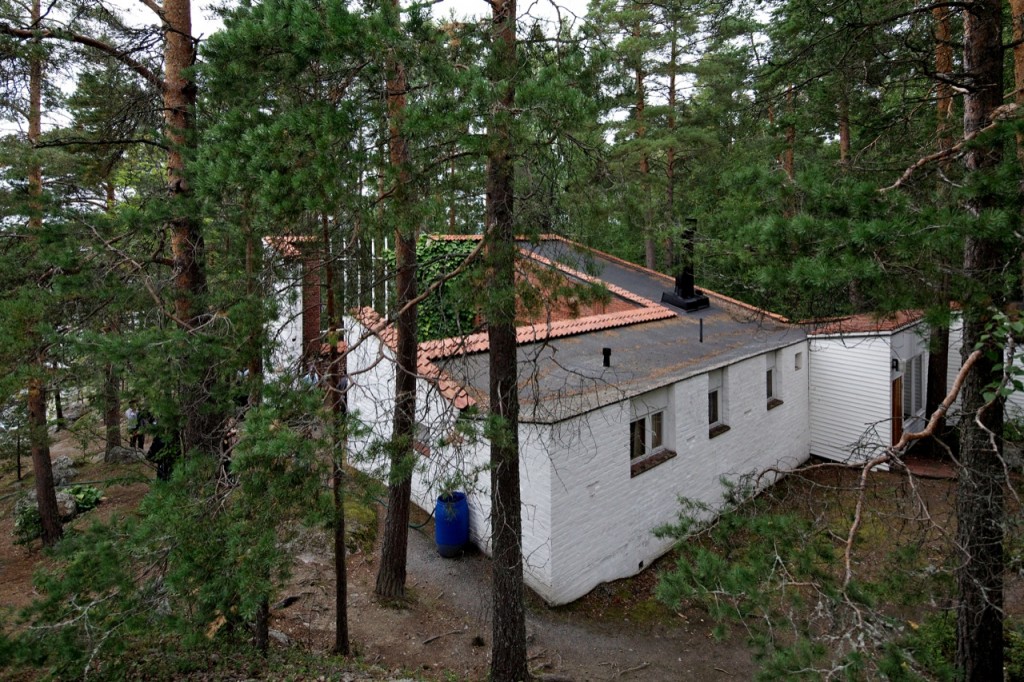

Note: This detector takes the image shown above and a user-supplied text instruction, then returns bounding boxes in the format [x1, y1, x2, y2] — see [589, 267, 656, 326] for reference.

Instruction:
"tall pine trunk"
[956, 2, 1005, 678]
[632, 17, 654, 270]
[103, 182, 122, 458]
[487, 1, 528, 679]
[322, 214, 351, 655]
[1012, 0, 1024, 299]
[925, 8, 956, 437]
[664, 21, 677, 267]
[27, 0, 61, 547]
[163, 0, 215, 456]
[376, 0, 417, 601]
[103, 362, 122, 457]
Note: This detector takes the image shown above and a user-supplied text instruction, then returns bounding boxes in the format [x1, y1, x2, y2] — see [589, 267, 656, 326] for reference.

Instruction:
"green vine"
[384, 237, 480, 342]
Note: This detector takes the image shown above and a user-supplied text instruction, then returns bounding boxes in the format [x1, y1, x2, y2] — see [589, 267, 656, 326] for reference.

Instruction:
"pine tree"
[375, 0, 419, 602]
[486, 1, 528, 678]
[955, 3, 1006, 677]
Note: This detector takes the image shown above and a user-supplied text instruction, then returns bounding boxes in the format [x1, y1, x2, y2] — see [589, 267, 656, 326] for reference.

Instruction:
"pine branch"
[842, 349, 982, 588]
[0, 22, 163, 92]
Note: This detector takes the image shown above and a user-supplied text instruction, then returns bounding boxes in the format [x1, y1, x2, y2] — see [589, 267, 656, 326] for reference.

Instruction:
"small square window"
[629, 391, 676, 476]
[708, 370, 730, 438]
[902, 354, 925, 418]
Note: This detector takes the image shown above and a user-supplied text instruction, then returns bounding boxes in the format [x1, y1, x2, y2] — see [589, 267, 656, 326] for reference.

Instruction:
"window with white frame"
[629, 410, 664, 459]
[903, 354, 925, 418]
[629, 391, 675, 476]
[708, 369, 729, 437]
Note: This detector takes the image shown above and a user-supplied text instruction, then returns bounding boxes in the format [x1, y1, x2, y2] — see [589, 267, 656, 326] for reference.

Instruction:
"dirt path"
[274, 507, 755, 682]
[1, 431, 754, 681]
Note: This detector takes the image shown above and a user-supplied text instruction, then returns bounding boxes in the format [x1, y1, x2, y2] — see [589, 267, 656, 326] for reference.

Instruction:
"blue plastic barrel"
[435, 491, 469, 558]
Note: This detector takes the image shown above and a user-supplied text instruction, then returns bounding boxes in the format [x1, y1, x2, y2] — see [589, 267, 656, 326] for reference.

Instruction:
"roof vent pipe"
[661, 217, 710, 313]
[602, 347, 611, 367]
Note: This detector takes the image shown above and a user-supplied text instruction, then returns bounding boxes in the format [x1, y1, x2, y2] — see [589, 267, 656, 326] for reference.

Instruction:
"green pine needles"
[654, 469, 966, 680]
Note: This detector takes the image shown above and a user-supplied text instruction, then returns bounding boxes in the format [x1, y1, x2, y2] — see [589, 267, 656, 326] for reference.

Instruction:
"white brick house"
[268, 234, 987, 604]
[344, 236, 811, 605]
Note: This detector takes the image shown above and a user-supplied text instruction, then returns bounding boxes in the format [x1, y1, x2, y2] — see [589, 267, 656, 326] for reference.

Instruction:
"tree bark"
[633, 17, 654, 270]
[27, 0, 61, 548]
[103, 362, 122, 457]
[1012, 0, 1024, 299]
[375, 0, 417, 601]
[924, 8, 956, 443]
[254, 598, 269, 654]
[103, 181, 122, 457]
[322, 214, 350, 656]
[244, 222, 263, 406]
[164, 0, 203, 327]
[956, 3, 1005, 679]
[664, 20, 677, 267]
[162, 0, 217, 457]
[487, 2, 528, 680]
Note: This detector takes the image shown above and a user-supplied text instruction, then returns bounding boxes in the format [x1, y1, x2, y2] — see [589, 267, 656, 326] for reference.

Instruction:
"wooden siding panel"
[809, 337, 893, 462]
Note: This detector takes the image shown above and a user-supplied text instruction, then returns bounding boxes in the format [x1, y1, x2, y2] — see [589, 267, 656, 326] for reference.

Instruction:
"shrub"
[12, 502, 41, 546]
[65, 484, 102, 512]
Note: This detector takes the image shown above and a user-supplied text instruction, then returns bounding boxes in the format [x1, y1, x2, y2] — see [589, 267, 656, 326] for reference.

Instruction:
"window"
[629, 392, 675, 477]
[708, 370, 730, 438]
[630, 410, 664, 459]
[767, 352, 783, 409]
[903, 354, 924, 418]
[414, 420, 432, 458]
[795, 352, 803, 371]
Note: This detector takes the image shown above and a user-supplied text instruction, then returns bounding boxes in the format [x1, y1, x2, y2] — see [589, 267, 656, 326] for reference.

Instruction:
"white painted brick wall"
[545, 344, 810, 605]
[345, 321, 555, 598]
[349, 324, 822, 605]
[268, 266, 304, 376]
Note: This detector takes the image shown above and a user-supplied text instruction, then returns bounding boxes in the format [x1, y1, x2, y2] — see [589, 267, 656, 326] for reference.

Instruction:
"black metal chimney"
[661, 217, 709, 312]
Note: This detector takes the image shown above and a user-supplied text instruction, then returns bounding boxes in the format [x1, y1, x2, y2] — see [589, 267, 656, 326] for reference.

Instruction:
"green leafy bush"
[383, 236, 480, 342]
[12, 503, 41, 546]
[65, 484, 102, 512]
[1007, 620, 1024, 682]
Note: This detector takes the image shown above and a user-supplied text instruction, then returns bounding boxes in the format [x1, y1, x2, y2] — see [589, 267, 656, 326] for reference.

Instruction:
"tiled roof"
[353, 307, 475, 410]
[351, 235, 799, 414]
[263, 235, 317, 259]
[351, 242, 678, 410]
[808, 310, 924, 336]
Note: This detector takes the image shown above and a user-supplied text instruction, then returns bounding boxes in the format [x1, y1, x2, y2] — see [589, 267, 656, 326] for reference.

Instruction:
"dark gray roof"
[430, 238, 805, 424]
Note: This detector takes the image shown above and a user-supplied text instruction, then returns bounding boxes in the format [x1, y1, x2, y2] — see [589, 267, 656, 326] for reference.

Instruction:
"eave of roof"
[807, 310, 925, 337]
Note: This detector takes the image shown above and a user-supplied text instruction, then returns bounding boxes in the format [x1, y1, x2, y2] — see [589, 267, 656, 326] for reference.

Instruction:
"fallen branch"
[617, 662, 650, 677]
[421, 628, 464, 645]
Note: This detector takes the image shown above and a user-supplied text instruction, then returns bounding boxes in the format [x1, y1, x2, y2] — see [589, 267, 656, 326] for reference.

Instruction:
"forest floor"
[0, 425, 1010, 681]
